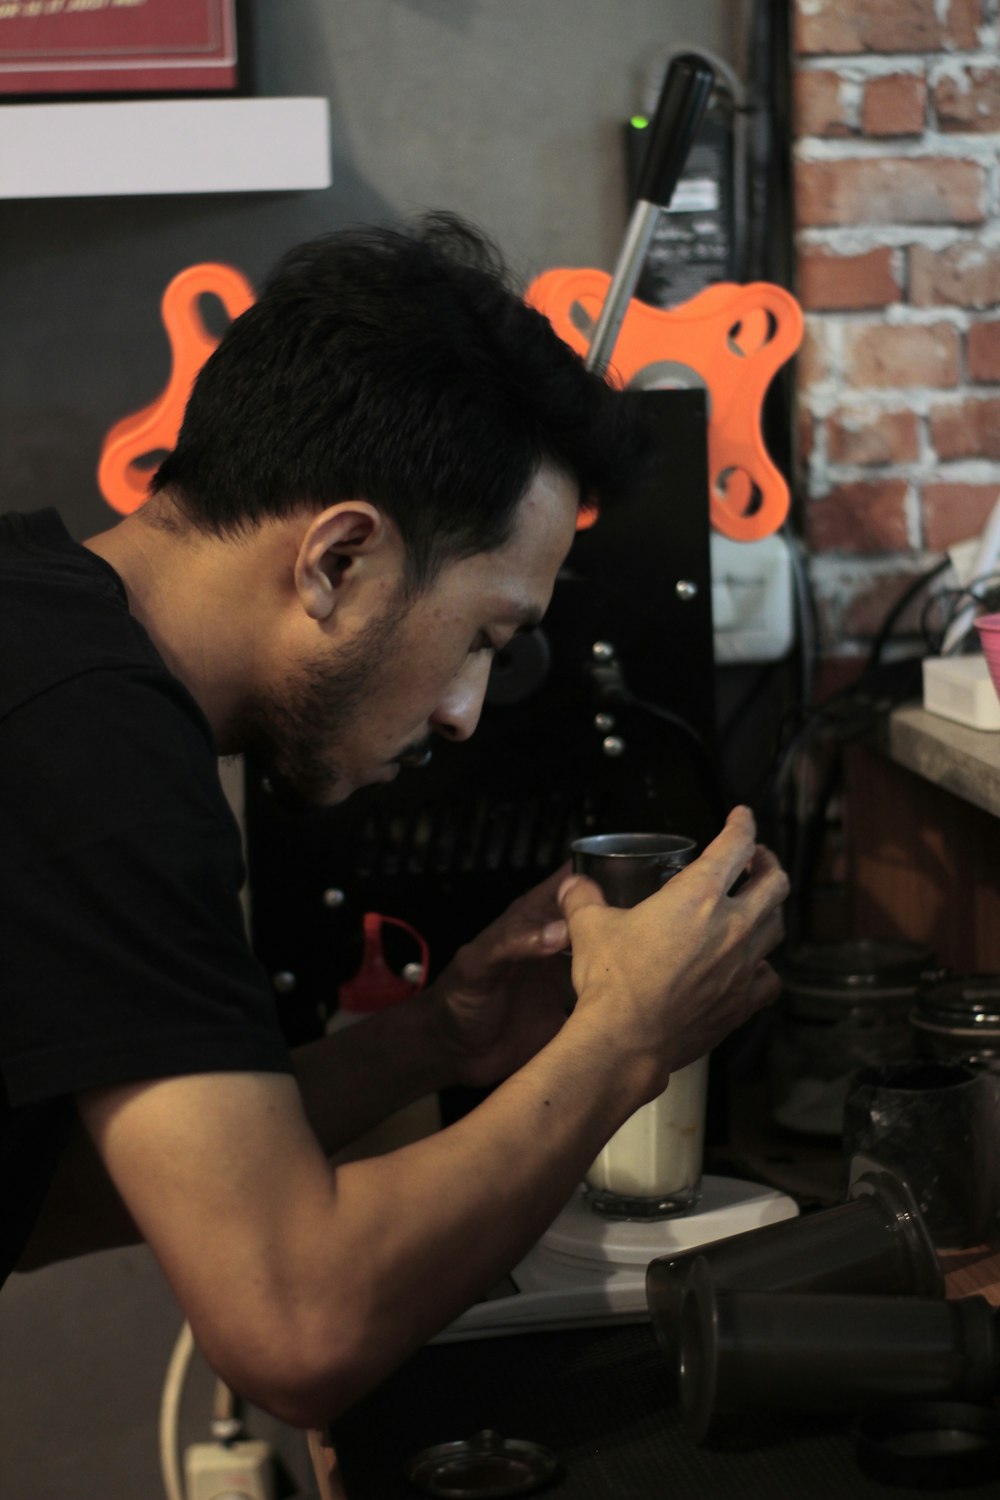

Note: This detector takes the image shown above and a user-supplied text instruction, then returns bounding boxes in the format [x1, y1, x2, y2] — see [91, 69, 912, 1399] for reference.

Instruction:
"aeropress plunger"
[645, 1156, 943, 1378]
[678, 1260, 1000, 1445]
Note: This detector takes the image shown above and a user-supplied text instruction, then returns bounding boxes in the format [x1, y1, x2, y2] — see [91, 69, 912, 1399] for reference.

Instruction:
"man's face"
[241, 465, 579, 806]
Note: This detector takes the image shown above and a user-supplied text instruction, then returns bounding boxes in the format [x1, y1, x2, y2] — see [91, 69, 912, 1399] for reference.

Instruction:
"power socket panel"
[184, 1440, 275, 1500]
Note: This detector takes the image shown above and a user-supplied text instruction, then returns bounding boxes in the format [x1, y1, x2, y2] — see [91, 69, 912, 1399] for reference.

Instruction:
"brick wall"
[792, 0, 1000, 668]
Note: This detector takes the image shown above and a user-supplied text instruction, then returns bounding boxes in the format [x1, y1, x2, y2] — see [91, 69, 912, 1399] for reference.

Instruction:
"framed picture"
[0, 0, 251, 100]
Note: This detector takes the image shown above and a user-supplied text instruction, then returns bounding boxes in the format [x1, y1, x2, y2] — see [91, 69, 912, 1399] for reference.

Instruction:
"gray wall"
[1, 0, 748, 541]
[0, 3, 746, 1495]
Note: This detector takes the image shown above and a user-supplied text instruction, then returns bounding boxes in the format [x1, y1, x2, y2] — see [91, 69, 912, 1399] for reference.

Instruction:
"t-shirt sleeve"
[0, 667, 293, 1106]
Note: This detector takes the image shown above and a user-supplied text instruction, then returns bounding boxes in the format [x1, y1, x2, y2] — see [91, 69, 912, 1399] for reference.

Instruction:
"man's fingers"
[694, 806, 759, 893]
[744, 907, 786, 971]
[557, 873, 608, 920]
[748, 959, 782, 1013]
[733, 844, 791, 927]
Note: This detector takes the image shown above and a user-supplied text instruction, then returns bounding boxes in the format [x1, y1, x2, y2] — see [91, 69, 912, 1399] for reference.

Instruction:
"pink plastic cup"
[974, 614, 1000, 701]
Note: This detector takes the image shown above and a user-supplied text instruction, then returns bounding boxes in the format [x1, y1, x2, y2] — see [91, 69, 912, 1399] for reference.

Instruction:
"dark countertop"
[327, 1319, 1000, 1498]
[323, 1089, 1000, 1496]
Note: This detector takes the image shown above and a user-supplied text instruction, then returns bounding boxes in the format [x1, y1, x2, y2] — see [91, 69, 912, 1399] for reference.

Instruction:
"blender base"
[435, 1175, 798, 1343]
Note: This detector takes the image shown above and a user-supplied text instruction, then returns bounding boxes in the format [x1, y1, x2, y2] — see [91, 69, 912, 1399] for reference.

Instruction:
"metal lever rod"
[585, 51, 716, 377]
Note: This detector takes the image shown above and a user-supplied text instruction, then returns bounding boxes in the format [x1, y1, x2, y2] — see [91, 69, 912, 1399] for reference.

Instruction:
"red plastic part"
[338, 913, 430, 1015]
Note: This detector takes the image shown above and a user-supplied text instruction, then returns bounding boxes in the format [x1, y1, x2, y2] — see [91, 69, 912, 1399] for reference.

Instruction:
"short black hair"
[151, 213, 635, 588]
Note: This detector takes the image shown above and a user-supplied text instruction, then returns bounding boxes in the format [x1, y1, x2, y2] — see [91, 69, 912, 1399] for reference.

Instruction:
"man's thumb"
[557, 873, 608, 918]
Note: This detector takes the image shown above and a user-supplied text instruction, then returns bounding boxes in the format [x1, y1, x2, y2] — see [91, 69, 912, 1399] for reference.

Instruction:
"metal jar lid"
[854, 1402, 1000, 1489]
[781, 939, 938, 994]
[913, 974, 1000, 1032]
[405, 1430, 559, 1498]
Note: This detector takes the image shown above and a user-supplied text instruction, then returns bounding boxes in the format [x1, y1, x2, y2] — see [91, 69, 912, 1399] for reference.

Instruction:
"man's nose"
[429, 652, 493, 742]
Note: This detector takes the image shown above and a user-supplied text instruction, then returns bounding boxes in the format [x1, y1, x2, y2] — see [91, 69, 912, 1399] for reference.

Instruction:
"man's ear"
[293, 502, 384, 621]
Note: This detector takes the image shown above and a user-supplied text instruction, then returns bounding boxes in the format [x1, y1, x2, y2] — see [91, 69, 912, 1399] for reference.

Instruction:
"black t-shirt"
[0, 509, 293, 1282]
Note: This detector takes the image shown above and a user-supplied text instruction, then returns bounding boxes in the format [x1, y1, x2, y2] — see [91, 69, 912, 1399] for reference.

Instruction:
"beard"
[231, 593, 409, 807]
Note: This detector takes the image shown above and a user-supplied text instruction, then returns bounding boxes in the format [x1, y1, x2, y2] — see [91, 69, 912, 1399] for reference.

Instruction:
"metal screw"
[272, 971, 297, 994]
[322, 888, 346, 908]
[602, 735, 626, 758]
[675, 580, 698, 602]
[260, 776, 274, 794]
[594, 713, 615, 732]
[402, 962, 424, 987]
[592, 641, 617, 662]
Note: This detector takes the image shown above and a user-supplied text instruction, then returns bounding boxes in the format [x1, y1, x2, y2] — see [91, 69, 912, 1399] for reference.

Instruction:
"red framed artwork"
[0, 0, 248, 99]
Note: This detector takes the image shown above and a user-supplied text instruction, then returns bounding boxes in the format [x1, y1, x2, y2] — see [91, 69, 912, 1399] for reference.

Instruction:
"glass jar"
[911, 975, 1000, 1075]
[769, 939, 940, 1138]
[570, 832, 705, 1218]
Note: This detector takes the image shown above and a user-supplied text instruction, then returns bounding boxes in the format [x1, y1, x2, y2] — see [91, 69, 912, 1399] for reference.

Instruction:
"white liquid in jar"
[585, 1054, 709, 1199]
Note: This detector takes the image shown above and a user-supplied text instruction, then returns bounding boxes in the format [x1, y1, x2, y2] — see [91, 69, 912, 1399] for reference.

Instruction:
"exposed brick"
[923, 482, 1000, 549]
[795, 157, 986, 227]
[794, 70, 855, 136]
[797, 320, 830, 389]
[930, 397, 1000, 459]
[798, 246, 900, 309]
[812, 588, 842, 654]
[827, 408, 921, 464]
[794, 0, 980, 56]
[808, 480, 910, 552]
[798, 407, 816, 468]
[862, 73, 928, 136]
[843, 322, 961, 388]
[949, 0, 982, 49]
[910, 240, 1000, 310]
[968, 321, 1000, 382]
[844, 568, 932, 635]
[934, 68, 1000, 133]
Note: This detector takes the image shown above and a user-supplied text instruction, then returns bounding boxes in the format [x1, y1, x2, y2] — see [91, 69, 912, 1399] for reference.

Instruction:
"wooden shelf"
[874, 702, 1000, 822]
[0, 96, 331, 198]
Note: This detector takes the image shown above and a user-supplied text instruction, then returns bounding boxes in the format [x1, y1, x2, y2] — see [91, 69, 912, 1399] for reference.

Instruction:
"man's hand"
[429, 866, 575, 1089]
[558, 806, 788, 1098]
[428, 808, 788, 1094]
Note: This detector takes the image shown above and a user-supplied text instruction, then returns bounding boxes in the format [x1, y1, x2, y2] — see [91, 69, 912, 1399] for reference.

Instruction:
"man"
[1, 215, 788, 1427]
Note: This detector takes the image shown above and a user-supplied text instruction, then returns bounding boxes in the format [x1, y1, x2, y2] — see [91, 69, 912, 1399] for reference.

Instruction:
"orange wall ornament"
[97, 262, 255, 516]
[526, 270, 803, 542]
[98, 260, 801, 542]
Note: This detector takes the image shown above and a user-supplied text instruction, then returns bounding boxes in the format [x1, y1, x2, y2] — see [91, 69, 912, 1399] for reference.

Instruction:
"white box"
[922, 655, 1000, 731]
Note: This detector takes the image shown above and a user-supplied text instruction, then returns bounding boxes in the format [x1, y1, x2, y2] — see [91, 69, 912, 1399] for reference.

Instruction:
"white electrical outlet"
[710, 531, 794, 664]
[184, 1440, 275, 1500]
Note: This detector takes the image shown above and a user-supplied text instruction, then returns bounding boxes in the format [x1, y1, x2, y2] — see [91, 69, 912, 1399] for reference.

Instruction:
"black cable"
[865, 557, 951, 673]
[621, 689, 730, 819]
[718, 659, 782, 748]
[755, 556, 958, 931]
[920, 571, 1000, 656]
[587, 658, 730, 823]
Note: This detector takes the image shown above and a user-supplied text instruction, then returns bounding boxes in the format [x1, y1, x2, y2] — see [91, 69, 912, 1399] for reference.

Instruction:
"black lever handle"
[635, 52, 716, 208]
[583, 51, 717, 374]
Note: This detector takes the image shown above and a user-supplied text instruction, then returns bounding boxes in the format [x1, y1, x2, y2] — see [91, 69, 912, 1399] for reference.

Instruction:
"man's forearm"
[250, 1008, 661, 1424]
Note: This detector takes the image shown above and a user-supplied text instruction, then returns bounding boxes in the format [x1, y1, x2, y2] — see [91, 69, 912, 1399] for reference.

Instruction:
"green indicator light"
[630, 115, 649, 129]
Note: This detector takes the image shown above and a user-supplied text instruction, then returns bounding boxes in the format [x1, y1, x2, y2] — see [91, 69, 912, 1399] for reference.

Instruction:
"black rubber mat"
[329, 1323, 1000, 1497]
